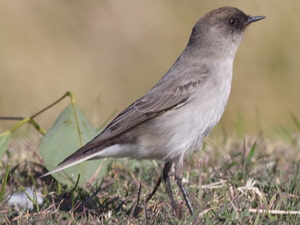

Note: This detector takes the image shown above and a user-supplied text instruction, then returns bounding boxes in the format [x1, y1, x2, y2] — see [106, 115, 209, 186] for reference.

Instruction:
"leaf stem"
[31, 92, 72, 119]
[1, 91, 74, 135]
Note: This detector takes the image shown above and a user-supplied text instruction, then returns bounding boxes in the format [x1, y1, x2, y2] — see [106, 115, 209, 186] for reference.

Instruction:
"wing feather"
[58, 68, 209, 168]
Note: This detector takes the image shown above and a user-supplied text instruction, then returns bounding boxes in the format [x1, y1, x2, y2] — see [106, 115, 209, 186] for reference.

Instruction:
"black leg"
[176, 177, 194, 215]
[162, 162, 177, 211]
[145, 176, 162, 203]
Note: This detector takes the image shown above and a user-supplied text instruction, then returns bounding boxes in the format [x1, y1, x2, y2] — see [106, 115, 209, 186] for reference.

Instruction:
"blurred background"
[0, 1, 299, 137]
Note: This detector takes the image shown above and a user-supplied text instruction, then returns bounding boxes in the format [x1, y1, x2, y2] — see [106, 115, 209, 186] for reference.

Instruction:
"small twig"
[144, 196, 148, 225]
[70, 174, 81, 208]
[76, 180, 104, 210]
[198, 207, 218, 217]
[201, 179, 227, 189]
[0, 91, 73, 135]
[0, 117, 24, 120]
[136, 181, 142, 206]
[31, 92, 72, 119]
[128, 181, 143, 219]
[248, 208, 300, 215]
[128, 202, 138, 220]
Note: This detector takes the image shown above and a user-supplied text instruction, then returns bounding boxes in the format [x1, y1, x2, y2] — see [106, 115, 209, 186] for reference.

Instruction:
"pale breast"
[135, 59, 234, 161]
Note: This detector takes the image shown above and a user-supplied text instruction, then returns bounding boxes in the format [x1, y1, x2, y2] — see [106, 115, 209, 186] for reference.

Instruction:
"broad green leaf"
[39, 104, 111, 188]
[0, 131, 11, 159]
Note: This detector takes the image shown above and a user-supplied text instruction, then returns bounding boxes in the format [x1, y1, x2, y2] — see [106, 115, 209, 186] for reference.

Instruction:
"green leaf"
[39, 104, 111, 188]
[246, 142, 256, 165]
[0, 131, 11, 159]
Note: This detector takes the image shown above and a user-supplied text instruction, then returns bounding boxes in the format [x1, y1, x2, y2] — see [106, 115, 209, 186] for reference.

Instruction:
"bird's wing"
[43, 69, 209, 175]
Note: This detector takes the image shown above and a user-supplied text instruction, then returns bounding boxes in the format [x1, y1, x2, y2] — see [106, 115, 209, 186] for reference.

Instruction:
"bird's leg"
[175, 159, 194, 215]
[145, 176, 162, 203]
[175, 177, 193, 215]
[162, 162, 177, 211]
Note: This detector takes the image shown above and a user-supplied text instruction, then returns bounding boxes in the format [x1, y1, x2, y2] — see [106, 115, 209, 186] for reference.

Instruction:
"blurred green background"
[0, 1, 299, 136]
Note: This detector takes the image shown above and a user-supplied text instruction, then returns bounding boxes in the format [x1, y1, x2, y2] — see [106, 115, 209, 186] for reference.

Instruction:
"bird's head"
[187, 7, 265, 57]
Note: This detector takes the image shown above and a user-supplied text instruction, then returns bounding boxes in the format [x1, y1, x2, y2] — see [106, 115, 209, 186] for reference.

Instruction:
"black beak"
[245, 16, 265, 25]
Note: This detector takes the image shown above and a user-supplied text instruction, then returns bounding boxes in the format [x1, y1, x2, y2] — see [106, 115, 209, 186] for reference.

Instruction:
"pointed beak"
[245, 16, 265, 25]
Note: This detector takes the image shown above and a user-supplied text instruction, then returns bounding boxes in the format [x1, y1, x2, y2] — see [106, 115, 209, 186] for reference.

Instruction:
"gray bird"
[42, 7, 265, 215]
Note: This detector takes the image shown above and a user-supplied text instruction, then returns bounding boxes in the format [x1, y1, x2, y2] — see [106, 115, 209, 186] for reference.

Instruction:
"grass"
[0, 130, 300, 224]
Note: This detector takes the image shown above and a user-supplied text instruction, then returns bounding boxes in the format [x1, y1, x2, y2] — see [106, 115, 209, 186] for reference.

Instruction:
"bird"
[42, 7, 265, 215]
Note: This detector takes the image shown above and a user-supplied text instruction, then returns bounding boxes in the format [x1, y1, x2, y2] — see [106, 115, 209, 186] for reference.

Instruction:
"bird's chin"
[231, 32, 244, 45]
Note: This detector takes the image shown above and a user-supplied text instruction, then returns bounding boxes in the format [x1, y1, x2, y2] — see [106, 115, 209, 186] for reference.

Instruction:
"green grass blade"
[0, 164, 10, 202]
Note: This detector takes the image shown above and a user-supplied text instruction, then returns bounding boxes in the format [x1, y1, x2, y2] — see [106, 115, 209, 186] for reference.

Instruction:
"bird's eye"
[228, 18, 238, 28]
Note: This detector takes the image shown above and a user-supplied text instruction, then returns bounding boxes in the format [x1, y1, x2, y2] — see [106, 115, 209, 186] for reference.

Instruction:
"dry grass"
[1, 130, 300, 224]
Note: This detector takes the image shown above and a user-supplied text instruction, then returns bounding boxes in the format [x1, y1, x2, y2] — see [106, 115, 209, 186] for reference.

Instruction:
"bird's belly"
[136, 92, 229, 161]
